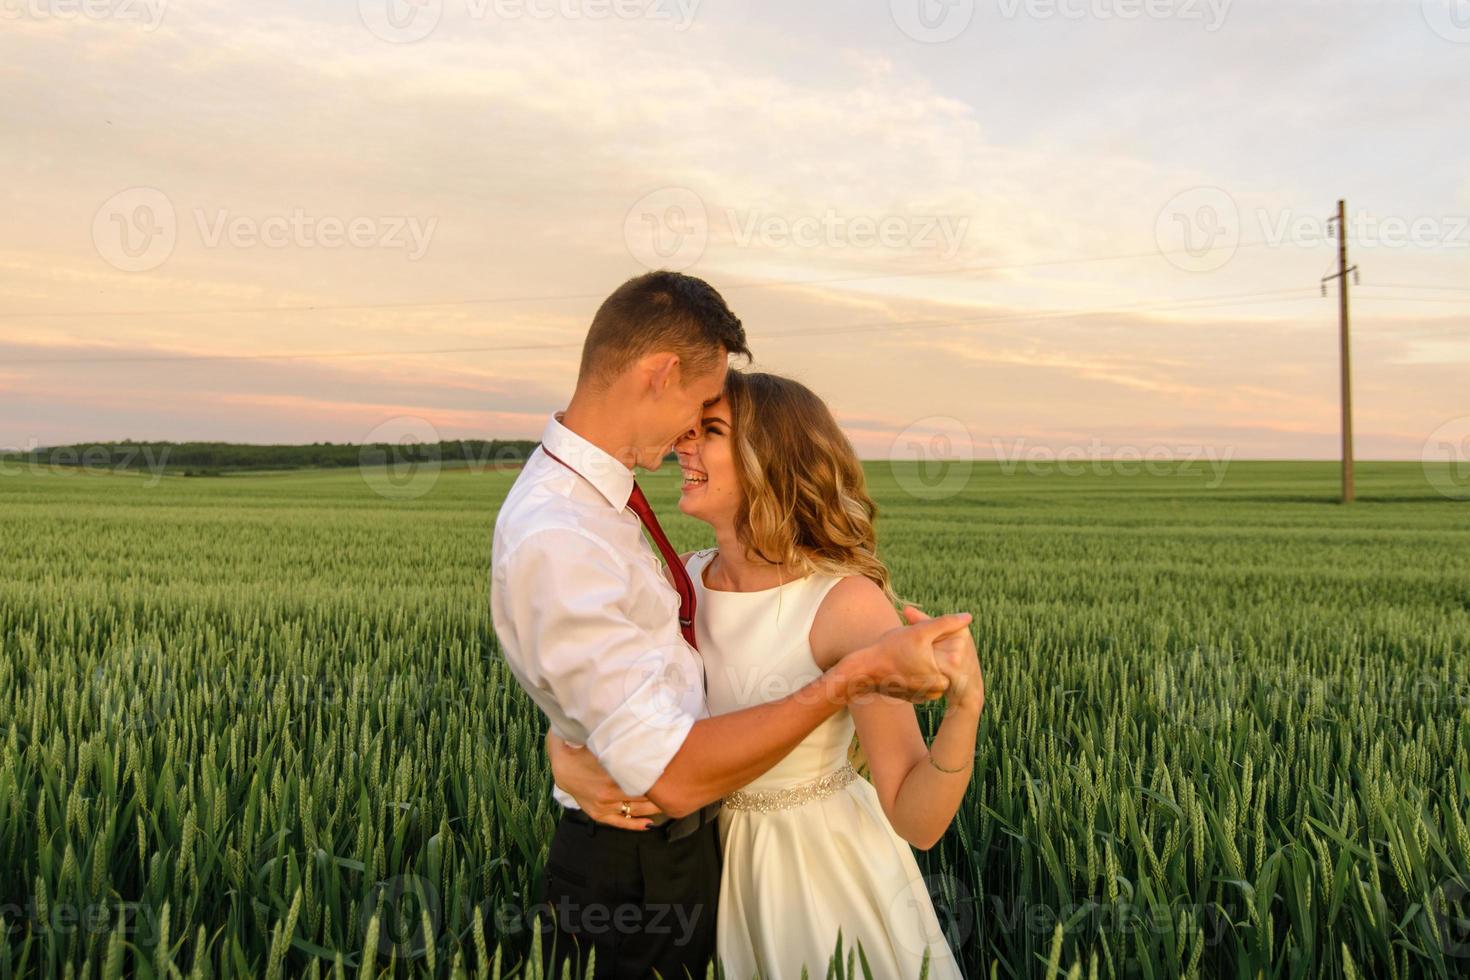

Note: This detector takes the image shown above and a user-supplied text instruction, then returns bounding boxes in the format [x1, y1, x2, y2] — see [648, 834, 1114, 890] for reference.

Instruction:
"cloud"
[2, 0, 1464, 456]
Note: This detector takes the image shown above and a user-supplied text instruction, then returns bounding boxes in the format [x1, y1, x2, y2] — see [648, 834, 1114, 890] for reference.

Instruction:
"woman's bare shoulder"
[810, 575, 903, 667]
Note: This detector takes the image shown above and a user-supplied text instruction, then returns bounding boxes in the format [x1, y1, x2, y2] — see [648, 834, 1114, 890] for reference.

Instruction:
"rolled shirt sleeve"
[495, 527, 702, 797]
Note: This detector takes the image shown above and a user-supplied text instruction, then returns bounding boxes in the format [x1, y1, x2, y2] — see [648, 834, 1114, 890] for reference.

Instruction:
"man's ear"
[642, 351, 681, 397]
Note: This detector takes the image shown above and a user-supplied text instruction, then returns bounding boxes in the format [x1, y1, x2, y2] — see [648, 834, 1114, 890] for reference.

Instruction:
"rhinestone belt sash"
[722, 764, 859, 812]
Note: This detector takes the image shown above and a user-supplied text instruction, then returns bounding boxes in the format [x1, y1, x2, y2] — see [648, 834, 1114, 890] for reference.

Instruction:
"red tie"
[539, 446, 699, 651]
[626, 482, 699, 652]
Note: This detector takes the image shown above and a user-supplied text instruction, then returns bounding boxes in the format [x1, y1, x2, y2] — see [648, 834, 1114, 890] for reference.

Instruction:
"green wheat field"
[1, 459, 1468, 979]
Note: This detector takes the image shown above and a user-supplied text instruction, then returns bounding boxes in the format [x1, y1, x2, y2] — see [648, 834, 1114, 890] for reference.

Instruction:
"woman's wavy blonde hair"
[722, 370, 897, 605]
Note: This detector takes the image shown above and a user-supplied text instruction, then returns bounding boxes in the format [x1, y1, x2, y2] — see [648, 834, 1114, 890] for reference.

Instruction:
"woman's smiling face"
[674, 396, 741, 527]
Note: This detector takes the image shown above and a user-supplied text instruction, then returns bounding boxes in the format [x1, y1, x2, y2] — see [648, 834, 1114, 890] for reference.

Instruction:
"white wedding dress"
[686, 549, 966, 980]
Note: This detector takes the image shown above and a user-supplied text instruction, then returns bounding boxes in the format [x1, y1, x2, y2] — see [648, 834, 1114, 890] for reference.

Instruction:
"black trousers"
[534, 808, 722, 980]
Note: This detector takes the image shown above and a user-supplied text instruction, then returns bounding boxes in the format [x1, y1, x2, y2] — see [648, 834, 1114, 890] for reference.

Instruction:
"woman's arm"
[810, 578, 984, 850]
[544, 731, 663, 830]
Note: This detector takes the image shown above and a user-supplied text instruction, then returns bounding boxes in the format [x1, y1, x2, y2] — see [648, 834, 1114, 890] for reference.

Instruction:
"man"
[490, 271, 971, 979]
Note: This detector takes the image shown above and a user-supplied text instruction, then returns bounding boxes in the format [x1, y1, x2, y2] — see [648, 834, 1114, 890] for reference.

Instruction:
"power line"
[7, 287, 1321, 367]
[1354, 294, 1470, 305]
[1360, 283, 1470, 294]
[0, 240, 1287, 322]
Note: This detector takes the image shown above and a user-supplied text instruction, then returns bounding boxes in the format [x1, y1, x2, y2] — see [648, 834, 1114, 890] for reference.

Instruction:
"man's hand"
[902, 606, 983, 714]
[839, 609, 972, 704]
[545, 732, 663, 830]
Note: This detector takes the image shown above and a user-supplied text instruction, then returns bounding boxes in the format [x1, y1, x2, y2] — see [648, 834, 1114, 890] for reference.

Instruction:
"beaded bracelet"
[927, 751, 972, 774]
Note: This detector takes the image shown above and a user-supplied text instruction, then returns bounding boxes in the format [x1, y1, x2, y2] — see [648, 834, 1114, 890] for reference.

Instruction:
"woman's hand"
[902, 606, 983, 715]
[545, 731, 663, 830]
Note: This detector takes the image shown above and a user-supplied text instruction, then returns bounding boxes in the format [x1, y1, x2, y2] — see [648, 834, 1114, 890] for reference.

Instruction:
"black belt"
[562, 800, 722, 841]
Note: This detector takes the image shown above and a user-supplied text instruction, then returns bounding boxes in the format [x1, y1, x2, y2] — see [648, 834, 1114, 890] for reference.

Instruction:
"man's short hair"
[578, 271, 750, 386]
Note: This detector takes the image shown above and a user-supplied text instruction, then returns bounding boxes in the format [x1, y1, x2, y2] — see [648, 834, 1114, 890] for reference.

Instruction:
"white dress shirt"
[490, 413, 708, 808]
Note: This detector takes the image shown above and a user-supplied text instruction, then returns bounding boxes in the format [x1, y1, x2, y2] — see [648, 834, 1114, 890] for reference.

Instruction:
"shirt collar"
[539, 412, 636, 513]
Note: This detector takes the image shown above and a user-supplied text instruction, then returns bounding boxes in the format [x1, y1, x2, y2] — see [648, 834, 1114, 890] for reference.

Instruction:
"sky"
[2, 0, 1467, 461]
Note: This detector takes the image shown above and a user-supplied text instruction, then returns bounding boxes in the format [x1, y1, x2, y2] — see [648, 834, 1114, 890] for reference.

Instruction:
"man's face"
[637, 357, 727, 471]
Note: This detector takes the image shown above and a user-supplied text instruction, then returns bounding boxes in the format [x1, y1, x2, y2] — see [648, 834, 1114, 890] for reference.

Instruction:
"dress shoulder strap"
[684, 547, 718, 580]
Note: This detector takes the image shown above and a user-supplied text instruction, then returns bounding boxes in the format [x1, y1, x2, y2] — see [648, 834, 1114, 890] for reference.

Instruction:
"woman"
[547, 371, 982, 979]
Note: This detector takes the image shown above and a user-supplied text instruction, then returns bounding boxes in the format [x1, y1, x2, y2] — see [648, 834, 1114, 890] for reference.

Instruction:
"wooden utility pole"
[1322, 199, 1358, 503]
